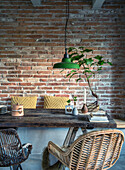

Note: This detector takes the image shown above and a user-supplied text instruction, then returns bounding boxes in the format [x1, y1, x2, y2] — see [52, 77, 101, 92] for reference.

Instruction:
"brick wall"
[0, 0, 125, 117]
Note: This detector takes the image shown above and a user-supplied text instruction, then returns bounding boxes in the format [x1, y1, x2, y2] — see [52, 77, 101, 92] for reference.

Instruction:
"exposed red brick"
[1, 83, 16, 86]
[8, 71, 21, 74]
[47, 91, 60, 93]
[0, 87, 8, 90]
[55, 94, 69, 97]
[7, 78, 22, 82]
[9, 87, 22, 90]
[39, 87, 52, 90]
[16, 66, 31, 70]
[0, 94, 8, 97]
[33, 83, 46, 86]
[47, 59, 61, 62]
[48, 83, 62, 86]
[54, 87, 67, 90]
[18, 75, 33, 78]
[19, 83, 32, 86]
[32, 59, 47, 62]
[38, 71, 52, 74]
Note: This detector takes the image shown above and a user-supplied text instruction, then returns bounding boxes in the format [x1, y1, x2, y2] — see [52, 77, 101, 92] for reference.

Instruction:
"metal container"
[0, 105, 7, 114]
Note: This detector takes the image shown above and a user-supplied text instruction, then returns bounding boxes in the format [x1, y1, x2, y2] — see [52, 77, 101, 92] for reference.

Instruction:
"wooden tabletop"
[0, 109, 116, 128]
[114, 119, 125, 128]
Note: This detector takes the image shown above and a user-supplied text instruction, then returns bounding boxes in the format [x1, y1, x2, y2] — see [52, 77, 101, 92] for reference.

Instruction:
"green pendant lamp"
[53, 48, 80, 69]
[53, 0, 80, 69]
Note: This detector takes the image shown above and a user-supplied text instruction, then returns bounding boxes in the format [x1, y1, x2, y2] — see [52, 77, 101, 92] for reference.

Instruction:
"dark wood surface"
[0, 109, 116, 128]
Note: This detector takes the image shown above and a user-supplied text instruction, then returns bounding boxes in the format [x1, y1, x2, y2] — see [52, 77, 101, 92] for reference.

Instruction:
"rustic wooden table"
[0, 109, 117, 146]
[0, 109, 116, 128]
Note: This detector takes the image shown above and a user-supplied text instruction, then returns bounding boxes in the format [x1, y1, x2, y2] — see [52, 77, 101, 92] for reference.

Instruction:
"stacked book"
[90, 110, 109, 122]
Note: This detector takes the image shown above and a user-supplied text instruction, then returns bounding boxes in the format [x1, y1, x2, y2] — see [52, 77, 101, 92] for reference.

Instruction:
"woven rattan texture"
[44, 96, 69, 109]
[0, 128, 32, 167]
[11, 96, 37, 109]
[48, 129, 124, 170]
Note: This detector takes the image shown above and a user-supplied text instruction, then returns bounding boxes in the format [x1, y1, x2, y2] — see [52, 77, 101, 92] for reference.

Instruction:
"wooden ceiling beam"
[30, 0, 105, 8]
[92, 0, 105, 9]
[30, 0, 41, 7]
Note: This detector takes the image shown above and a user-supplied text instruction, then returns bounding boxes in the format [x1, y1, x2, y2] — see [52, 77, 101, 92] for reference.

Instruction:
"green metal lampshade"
[53, 49, 80, 69]
[53, 58, 80, 69]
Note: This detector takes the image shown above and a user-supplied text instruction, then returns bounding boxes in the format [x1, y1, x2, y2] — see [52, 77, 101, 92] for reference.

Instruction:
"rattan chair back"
[69, 129, 124, 170]
[0, 128, 32, 168]
[48, 129, 124, 170]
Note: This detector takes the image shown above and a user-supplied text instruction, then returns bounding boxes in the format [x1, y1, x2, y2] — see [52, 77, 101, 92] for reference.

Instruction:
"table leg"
[63, 127, 79, 147]
[81, 127, 87, 134]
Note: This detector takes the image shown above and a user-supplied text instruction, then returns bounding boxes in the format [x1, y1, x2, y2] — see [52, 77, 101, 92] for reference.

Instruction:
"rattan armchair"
[48, 129, 124, 170]
[0, 128, 32, 170]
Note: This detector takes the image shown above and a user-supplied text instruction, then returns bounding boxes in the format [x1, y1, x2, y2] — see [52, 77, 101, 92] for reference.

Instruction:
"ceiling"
[30, 0, 106, 9]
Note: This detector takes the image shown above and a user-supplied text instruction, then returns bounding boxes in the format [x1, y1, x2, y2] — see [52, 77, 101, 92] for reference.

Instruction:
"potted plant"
[65, 99, 73, 114]
[73, 96, 77, 106]
[65, 47, 112, 110]
[72, 96, 79, 115]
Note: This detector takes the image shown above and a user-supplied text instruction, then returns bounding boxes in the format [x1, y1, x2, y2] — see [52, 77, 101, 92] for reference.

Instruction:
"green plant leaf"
[66, 72, 72, 77]
[66, 70, 77, 77]
[67, 99, 71, 104]
[69, 52, 78, 58]
[60, 69, 64, 73]
[71, 54, 84, 61]
[69, 72, 78, 80]
[83, 49, 93, 53]
[90, 63, 96, 66]
[87, 74, 92, 80]
[87, 75, 92, 79]
[94, 55, 103, 60]
[76, 78, 82, 82]
[84, 70, 92, 73]
[97, 67, 102, 71]
[73, 96, 77, 101]
[78, 60, 84, 65]
[78, 46, 84, 49]
[83, 58, 93, 65]
[84, 67, 89, 69]
[71, 70, 77, 73]
[98, 60, 105, 65]
[68, 47, 76, 52]
[107, 61, 113, 65]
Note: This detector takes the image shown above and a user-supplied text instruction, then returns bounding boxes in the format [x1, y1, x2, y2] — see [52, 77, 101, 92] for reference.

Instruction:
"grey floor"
[21, 153, 125, 170]
[0, 149, 124, 170]
[110, 154, 125, 170]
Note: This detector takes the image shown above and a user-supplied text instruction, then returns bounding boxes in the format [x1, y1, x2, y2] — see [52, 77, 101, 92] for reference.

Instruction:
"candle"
[84, 88, 86, 104]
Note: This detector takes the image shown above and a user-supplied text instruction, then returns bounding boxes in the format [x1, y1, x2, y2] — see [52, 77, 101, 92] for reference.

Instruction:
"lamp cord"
[65, 0, 69, 50]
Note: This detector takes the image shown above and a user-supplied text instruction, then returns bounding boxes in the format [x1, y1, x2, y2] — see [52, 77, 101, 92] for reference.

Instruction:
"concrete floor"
[21, 153, 125, 170]
[110, 154, 125, 170]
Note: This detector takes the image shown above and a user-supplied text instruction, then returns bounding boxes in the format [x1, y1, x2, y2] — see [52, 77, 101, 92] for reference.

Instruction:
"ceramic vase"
[73, 107, 78, 116]
[81, 104, 88, 114]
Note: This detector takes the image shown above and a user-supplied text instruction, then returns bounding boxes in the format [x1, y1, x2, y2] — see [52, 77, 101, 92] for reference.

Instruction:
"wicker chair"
[0, 128, 32, 170]
[48, 129, 124, 170]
